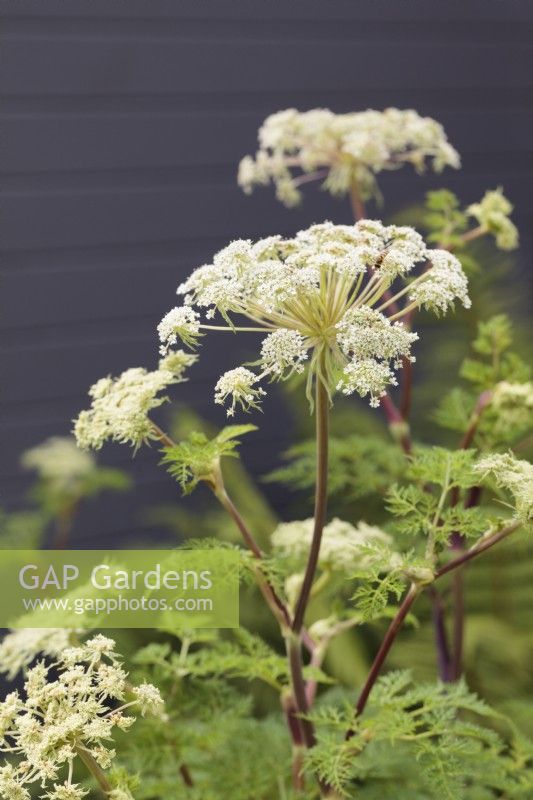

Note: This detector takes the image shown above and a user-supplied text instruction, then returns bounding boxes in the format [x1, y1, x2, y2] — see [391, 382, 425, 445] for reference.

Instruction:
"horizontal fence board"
[2, 109, 533, 175]
[2, 86, 531, 116]
[1, 40, 531, 96]
[2, 1, 533, 23]
[2, 174, 531, 252]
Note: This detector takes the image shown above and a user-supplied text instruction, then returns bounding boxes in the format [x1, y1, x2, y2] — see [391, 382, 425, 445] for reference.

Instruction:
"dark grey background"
[1, 1, 532, 544]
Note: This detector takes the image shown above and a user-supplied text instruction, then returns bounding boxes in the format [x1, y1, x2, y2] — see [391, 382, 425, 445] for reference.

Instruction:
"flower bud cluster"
[467, 189, 519, 251]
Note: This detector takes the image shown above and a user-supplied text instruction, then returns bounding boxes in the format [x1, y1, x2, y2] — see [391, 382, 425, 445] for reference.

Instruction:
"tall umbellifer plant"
[238, 106, 521, 685]
[2, 108, 530, 800]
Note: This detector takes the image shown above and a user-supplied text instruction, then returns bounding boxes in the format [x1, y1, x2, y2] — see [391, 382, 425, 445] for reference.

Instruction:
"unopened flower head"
[474, 453, 533, 522]
[161, 220, 470, 413]
[132, 682, 165, 717]
[467, 188, 519, 251]
[74, 358, 193, 451]
[158, 349, 198, 378]
[271, 517, 393, 572]
[0, 635, 162, 800]
[21, 438, 95, 492]
[238, 107, 460, 207]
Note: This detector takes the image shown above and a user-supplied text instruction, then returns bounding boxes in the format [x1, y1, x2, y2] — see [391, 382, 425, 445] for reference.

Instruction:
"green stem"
[52, 502, 76, 550]
[461, 224, 485, 244]
[349, 180, 366, 221]
[288, 371, 331, 797]
[214, 486, 292, 630]
[446, 389, 492, 679]
[179, 763, 194, 788]
[76, 747, 112, 796]
[347, 584, 421, 737]
[436, 520, 521, 578]
[151, 419, 328, 791]
[347, 519, 522, 736]
[286, 633, 315, 749]
[292, 376, 329, 633]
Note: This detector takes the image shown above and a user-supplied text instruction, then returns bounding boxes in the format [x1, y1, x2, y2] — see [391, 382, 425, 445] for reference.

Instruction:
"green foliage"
[30, 465, 132, 518]
[386, 447, 489, 550]
[351, 560, 407, 622]
[135, 626, 329, 694]
[161, 424, 258, 494]
[0, 507, 46, 549]
[422, 189, 469, 250]
[126, 635, 299, 799]
[306, 673, 533, 799]
[265, 434, 405, 501]
[460, 315, 530, 392]
[435, 315, 532, 450]
[149, 408, 278, 547]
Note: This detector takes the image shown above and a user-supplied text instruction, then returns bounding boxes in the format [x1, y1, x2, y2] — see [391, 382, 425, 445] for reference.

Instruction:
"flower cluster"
[0, 635, 163, 800]
[161, 220, 470, 412]
[490, 381, 533, 436]
[238, 107, 460, 206]
[271, 517, 393, 573]
[73, 352, 196, 451]
[0, 628, 76, 680]
[157, 307, 201, 354]
[335, 307, 419, 403]
[467, 188, 519, 251]
[214, 367, 265, 417]
[21, 438, 95, 493]
[475, 453, 533, 522]
[407, 249, 471, 315]
[259, 329, 308, 378]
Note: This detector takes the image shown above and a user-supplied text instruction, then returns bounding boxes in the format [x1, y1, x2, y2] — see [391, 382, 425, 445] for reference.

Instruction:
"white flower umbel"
[407, 250, 471, 315]
[272, 517, 393, 573]
[161, 220, 470, 412]
[21, 438, 95, 493]
[467, 188, 519, 251]
[475, 453, 533, 522]
[336, 307, 418, 364]
[0, 635, 163, 800]
[260, 329, 308, 378]
[157, 306, 201, 354]
[238, 107, 460, 207]
[74, 363, 186, 451]
[337, 359, 397, 407]
[490, 381, 533, 437]
[0, 629, 76, 680]
[214, 367, 266, 417]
